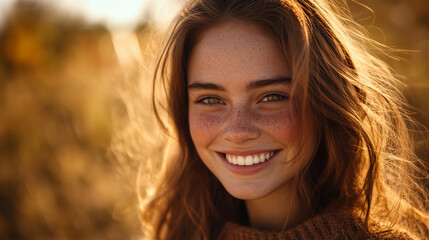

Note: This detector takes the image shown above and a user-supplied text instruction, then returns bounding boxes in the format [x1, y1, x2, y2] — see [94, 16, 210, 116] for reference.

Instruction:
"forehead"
[193, 20, 272, 51]
[187, 20, 290, 87]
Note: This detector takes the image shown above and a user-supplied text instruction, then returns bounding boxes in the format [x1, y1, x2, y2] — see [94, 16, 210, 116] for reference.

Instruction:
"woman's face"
[187, 20, 313, 200]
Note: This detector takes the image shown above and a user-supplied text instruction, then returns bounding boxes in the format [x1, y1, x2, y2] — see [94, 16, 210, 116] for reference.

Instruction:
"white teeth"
[237, 156, 245, 166]
[245, 156, 253, 166]
[254, 155, 260, 164]
[225, 151, 276, 166]
[259, 153, 265, 162]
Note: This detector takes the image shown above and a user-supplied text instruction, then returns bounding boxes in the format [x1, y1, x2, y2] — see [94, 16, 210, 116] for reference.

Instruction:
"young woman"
[140, 0, 429, 239]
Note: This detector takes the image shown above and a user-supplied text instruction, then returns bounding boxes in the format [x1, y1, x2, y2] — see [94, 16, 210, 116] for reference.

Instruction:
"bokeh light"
[0, 0, 185, 31]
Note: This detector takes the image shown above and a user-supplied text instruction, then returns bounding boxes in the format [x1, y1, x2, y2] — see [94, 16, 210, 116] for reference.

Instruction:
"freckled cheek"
[189, 110, 225, 146]
[255, 110, 298, 144]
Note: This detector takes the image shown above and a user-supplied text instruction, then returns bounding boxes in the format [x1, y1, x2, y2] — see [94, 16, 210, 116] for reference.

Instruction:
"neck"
[245, 181, 307, 231]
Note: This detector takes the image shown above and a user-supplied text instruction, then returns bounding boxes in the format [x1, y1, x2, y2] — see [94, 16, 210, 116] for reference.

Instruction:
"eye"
[196, 96, 225, 105]
[260, 93, 288, 103]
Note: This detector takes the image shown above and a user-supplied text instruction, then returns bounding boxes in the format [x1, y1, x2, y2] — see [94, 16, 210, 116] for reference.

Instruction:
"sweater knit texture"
[218, 211, 414, 240]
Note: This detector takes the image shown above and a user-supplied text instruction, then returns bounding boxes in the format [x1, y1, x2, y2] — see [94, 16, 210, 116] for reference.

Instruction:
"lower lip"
[218, 152, 277, 175]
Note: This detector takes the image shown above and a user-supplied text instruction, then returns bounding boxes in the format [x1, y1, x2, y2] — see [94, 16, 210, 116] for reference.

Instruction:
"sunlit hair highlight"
[140, 0, 429, 239]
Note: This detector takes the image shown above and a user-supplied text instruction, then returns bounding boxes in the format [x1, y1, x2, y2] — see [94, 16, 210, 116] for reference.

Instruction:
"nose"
[223, 105, 261, 144]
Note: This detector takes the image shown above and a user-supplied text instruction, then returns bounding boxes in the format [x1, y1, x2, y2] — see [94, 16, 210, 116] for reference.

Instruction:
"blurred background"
[0, 0, 428, 239]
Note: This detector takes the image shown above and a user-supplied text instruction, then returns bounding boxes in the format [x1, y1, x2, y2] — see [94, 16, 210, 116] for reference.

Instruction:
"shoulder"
[219, 211, 416, 240]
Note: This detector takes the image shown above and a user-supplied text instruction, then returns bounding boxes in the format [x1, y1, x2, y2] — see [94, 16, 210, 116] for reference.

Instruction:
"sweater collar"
[218, 211, 365, 240]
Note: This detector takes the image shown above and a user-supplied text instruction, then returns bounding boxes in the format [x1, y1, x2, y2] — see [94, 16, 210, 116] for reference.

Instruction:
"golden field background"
[0, 1, 428, 239]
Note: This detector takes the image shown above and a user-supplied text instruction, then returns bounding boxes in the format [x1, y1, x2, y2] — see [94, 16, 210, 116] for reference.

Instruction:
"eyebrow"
[187, 82, 226, 91]
[247, 77, 291, 89]
[187, 77, 291, 91]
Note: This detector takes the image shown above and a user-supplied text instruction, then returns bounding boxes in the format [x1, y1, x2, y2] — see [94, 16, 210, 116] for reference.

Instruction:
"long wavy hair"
[140, 0, 429, 239]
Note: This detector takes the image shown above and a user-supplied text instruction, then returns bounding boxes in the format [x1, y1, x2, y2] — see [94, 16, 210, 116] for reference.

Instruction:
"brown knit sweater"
[218, 211, 414, 240]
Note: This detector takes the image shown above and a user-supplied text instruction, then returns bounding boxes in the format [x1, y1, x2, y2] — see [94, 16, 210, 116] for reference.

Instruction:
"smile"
[223, 151, 277, 166]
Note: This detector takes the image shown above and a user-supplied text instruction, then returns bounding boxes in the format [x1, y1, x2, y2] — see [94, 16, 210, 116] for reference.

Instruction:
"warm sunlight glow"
[82, 0, 147, 28]
[0, 0, 14, 29]
[67, 0, 184, 29]
[0, 0, 184, 31]
[112, 31, 143, 69]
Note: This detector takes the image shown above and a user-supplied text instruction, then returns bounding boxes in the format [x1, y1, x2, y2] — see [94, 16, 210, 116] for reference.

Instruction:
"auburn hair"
[139, 0, 429, 239]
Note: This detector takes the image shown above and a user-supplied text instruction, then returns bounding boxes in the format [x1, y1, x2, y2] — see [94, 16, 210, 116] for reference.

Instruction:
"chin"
[221, 181, 274, 200]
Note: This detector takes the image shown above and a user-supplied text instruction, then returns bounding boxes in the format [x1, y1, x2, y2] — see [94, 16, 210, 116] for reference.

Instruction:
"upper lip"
[217, 149, 280, 156]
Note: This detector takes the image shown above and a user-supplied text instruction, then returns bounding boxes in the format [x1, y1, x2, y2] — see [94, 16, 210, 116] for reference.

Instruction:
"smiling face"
[187, 20, 313, 200]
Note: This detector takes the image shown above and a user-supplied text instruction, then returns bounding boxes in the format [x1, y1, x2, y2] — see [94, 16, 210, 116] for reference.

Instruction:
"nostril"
[223, 106, 261, 143]
[223, 124, 261, 143]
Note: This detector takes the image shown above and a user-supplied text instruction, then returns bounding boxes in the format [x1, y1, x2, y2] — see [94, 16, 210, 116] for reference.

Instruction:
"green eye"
[261, 94, 286, 102]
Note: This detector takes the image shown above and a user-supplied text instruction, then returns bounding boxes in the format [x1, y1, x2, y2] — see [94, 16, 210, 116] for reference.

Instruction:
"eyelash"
[195, 96, 225, 105]
[195, 93, 288, 105]
[259, 93, 288, 103]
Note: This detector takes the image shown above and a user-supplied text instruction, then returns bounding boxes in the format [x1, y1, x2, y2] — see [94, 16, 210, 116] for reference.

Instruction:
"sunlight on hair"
[112, 31, 144, 70]
[108, 26, 178, 227]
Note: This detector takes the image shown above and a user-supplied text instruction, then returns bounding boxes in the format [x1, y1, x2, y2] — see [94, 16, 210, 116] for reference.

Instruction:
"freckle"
[193, 113, 223, 134]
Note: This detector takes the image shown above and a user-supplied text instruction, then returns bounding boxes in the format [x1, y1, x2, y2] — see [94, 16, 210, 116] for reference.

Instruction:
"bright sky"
[0, 0, 184, 30]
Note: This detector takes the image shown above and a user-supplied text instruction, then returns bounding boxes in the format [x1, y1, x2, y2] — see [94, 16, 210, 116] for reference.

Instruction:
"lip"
[216, 150, 280, 175]
[220, 149, 279, 156]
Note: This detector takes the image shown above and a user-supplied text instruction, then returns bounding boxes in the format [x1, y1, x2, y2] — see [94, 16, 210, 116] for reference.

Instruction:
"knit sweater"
[218, 211, 414, 240]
